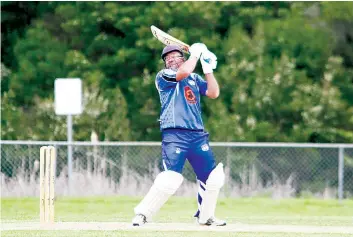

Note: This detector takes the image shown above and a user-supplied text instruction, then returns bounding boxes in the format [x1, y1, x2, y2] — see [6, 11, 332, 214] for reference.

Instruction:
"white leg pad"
[198, 163, 225, 224]
[134, 171, 183, 221]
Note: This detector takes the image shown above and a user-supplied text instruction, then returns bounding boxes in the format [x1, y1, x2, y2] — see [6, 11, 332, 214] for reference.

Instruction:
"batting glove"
[189, 43, 207, 60]
[200, 49, 217, 74]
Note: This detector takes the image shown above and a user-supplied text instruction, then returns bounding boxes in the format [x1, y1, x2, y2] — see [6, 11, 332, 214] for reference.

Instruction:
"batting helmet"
[161, 45, 183, 61]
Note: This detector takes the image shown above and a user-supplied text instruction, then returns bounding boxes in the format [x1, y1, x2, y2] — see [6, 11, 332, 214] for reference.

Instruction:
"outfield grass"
[2, 196, 353, 237]
[2, 196, 352, 225]
[2, 231, 353, 237]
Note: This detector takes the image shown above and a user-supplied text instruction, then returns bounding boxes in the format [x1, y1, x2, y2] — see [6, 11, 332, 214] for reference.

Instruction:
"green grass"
[2, 196, 353, 237]
[2, 232, 353, 237]
[2, 196, 352, 225]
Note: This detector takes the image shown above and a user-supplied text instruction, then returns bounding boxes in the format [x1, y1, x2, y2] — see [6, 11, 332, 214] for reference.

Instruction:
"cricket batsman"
[132, 43, 226, 226]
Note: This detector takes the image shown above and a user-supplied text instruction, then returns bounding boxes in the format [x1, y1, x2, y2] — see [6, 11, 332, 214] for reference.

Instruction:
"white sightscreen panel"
[55, 78, 83, 115]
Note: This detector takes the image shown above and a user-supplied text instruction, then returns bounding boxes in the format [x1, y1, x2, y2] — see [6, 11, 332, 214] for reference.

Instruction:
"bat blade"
[151, 25, 190, 54]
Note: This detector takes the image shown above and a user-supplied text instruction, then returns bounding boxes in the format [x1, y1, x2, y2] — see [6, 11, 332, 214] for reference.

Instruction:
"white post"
[55, 78, 83, 196]
[67, 114, 73, 195]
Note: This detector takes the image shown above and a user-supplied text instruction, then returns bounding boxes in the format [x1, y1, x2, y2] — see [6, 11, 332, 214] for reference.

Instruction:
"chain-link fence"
[1, 141, 352, 199]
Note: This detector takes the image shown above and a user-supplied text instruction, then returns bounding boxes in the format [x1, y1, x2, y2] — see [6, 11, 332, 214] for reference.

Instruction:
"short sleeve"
[195, 74, 208, 96]
[155, 69, 177, 91]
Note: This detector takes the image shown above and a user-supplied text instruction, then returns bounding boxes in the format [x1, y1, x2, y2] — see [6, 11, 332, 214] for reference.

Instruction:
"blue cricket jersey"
[155, 69, 208, 130]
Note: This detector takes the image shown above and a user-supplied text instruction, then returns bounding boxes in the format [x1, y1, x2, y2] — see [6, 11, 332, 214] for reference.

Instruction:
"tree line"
[1, 2, 353, 143]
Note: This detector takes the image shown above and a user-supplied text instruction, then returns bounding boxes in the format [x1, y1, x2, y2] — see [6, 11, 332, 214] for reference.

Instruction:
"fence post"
[338, 146, 344, 201]
[67, 115, 73, 195]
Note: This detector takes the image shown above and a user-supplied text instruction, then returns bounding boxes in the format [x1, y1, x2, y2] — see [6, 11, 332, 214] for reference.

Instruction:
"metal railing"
[1, 140, 352, 199]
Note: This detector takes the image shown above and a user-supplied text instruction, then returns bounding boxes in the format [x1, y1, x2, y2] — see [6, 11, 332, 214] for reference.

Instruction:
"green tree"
[1, 1, 353, 143]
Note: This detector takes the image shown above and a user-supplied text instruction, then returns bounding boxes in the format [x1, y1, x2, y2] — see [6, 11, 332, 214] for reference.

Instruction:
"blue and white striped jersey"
[155, 69, 208, 130]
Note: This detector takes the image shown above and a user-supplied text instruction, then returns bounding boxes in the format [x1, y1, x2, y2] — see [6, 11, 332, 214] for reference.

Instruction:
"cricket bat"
[151, 25, 190, 54]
